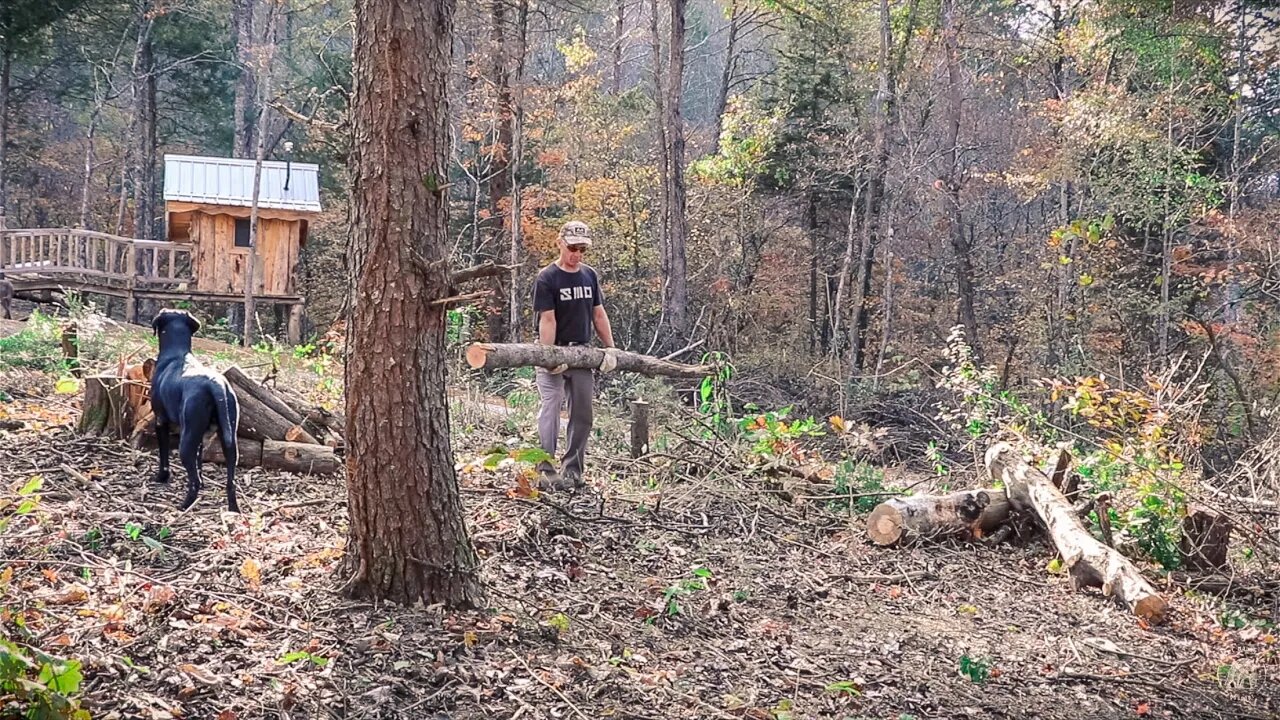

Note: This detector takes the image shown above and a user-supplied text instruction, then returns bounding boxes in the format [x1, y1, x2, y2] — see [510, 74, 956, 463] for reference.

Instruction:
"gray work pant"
[535, 367, 594, 478]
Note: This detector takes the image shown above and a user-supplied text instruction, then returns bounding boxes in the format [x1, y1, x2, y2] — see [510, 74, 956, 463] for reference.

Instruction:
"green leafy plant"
[958, 654, 992, 684]
[738, 406, 826, 460]
[828, 459, 897, 513]
[696, 351, 734, 432]
[276, 650, 329, 668]
[0, 639, 90, 719]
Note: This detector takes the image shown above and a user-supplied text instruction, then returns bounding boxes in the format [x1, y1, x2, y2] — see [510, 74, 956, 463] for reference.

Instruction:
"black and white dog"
[149, 309, 241, 512]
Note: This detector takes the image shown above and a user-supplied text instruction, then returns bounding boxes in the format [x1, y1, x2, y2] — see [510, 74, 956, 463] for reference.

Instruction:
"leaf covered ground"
[1, 322, 1279, 720]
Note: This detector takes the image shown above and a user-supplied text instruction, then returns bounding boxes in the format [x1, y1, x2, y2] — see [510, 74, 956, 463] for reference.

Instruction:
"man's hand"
[548, 363, 569, 375]
[598, 347, 621, 373]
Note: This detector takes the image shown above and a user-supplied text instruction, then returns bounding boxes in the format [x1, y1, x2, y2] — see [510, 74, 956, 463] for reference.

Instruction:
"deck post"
[287, 303, 304, 344]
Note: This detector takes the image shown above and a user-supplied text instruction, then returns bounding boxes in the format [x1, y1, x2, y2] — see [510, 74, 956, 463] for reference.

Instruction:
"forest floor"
[1, 316, 1279, 720]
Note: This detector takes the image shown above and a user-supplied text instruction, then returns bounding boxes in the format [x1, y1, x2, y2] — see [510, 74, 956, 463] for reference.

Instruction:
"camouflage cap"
[559, 220, 593, 245]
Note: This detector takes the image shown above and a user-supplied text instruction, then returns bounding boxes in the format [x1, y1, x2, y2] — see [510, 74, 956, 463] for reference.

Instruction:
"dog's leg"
[177, 429, 204, 511]
[215, 384, 241, 513]
[150, 417, 173, 484]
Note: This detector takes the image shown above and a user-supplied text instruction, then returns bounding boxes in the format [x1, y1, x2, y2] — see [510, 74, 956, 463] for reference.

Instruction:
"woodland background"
[3, 0, 1280, 449]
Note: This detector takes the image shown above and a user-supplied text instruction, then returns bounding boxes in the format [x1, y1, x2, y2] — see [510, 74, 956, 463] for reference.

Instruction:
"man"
[532, 220, 619, 490]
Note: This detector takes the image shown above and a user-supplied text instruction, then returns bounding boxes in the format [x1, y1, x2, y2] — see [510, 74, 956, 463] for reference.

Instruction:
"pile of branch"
[865, 441, 1173, 625]
[78, 364, 343, 476]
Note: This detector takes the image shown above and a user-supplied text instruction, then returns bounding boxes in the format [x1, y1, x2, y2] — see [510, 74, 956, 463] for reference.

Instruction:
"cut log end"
[867, 504, 906, 546]
[1134, 595, 1170, 625]
[465, 343, 494, 369]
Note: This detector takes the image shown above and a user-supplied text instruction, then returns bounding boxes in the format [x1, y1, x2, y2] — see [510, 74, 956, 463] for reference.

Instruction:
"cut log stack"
[865, 442, 1173, 625]
[79, 363, 343, 476]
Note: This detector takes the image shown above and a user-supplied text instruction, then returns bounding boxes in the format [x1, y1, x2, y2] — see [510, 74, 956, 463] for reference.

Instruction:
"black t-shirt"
[532, 263, 603, 346]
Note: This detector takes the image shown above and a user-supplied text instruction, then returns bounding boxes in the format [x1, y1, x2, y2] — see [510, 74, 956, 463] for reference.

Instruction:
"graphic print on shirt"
[559, 286, 595, 301]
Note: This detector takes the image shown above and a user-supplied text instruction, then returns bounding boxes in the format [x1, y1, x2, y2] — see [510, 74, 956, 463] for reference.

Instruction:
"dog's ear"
[151, 313, 163, 335]
[183, 312, 201, 335]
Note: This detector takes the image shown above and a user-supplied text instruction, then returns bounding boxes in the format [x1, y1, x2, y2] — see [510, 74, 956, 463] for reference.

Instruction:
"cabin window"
[234, 218, 252, 248]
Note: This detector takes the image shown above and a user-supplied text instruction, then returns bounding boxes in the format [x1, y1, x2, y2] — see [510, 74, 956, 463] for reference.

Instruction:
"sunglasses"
[566, 244, 589, 253]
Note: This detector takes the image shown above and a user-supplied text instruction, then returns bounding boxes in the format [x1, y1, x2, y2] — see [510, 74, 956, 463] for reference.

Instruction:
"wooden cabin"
[163, 154, 321, 297]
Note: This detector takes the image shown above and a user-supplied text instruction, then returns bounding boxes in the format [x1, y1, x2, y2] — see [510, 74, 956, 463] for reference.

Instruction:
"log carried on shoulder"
[985, 442, 1169, 624]
[465, 342, 714, 378]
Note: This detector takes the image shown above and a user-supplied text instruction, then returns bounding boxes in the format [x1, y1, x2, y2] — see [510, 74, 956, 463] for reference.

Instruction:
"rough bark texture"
[0, 49, 9, 219]
[232, 0, 258, 158]
[986, 443, 1169, 624]
[866, 489, 1011, 546]
[78, 374, 130, 437]
[1179, 505, 1231, 572]
[484, 0, 513, 343]
[630, 400, 650, 458]
[466, 342, 713, 378]
[344, 0, 483, 608]
[663, 0, 690, 342]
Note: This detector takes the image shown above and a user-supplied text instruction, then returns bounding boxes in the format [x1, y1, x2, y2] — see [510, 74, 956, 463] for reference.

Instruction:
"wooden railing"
[0, 228, 193, 289]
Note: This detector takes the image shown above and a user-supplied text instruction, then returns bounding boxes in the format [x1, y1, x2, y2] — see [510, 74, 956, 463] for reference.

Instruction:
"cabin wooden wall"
[188, 213, 300, 296]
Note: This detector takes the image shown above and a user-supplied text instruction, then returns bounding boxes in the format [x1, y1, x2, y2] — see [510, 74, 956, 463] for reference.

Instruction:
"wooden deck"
[0, 228, 302, 310]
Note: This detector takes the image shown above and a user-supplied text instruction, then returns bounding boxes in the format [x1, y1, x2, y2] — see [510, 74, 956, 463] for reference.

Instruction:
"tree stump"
[1179, 505, 1231, 571]
[630, 400, 650, 458]
[78, 374, 130, 438]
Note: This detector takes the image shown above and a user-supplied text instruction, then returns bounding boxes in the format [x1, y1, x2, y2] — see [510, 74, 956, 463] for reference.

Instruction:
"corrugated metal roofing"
[163, 154, 323, 213]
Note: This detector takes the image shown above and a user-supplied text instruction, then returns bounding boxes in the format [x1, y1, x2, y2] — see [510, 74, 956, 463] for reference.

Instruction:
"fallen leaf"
[180, 663, 223, 686]
[216, 711, 237, 720]
[240, 558, 261, 589]
[1136, 702, 1151, 716]
[49, 583, 90, 605]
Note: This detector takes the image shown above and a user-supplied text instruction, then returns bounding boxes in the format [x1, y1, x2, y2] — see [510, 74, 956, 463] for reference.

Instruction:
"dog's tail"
[214, 382, 240, 458]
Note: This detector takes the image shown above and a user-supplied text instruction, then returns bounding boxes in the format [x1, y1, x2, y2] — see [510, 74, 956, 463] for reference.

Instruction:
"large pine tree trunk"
[138, 30, 157, 241]
[663, 0, 690, 342]
[343, 0, 483, 608]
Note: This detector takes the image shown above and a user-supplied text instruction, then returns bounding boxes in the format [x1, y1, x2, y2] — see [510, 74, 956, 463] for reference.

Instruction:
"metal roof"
[163, 154, 322, 213]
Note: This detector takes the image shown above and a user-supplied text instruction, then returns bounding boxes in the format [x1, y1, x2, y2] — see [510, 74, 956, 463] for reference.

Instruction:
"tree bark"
[243, 1, 280, 347]
[849, 0, 900, 372]
[867, 489, 1011, 546]
[484, 0, 512, 343]
[344, 0, 483, 608]
[939, 0, 979, 358]
[0, 48, 9, 221]
[506, 0, 529, 342]
[650, 0, 670, 300]
[663, 0, 690, 342]
[985, 443, 1169, 624]
[711, 0, 741, 153]
[466, 342, 713, 378]
[223, 366, 318, 443]
[613, 0, 625, 95]
[232, 0, 258, 158]
[204, 437, 339, 475]
[1179, 505, 1230, 572]
[78, 374, 130, 437]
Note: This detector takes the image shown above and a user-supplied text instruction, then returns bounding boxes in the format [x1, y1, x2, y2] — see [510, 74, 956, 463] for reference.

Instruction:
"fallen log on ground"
[866, 489, 1012, 546]
[224, 366, 319, 444]
[465, 342, 714, 378]
[203, 437, 340, 475]
[985, 442, 1169, 624]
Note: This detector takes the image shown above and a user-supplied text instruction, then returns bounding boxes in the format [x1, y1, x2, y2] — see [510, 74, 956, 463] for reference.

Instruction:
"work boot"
[561, 470, 585, 489]
[536, 463, 572, 492]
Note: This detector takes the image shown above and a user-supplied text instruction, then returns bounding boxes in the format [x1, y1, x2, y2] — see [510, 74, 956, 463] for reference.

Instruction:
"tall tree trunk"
[484, 0, 512, 342]
[664, 0, 690, 341]
[243, 0, 281, 347]
[650, 0, 669, 294]
[831, 181, 861, 353]
[342, 0, 483, 608]
[233, 0, 258, 158]
[0, 48, 10, 224]
[1046, 0, 1072, 372]
[850, 0, 895, 373]
[939, 0, 978, 359]
[711, 0, 741, 154]
[507, 0, 529, 342]
[807, 191, 818, 353]
[613, 0, 625, 95]
[137, 31, 157, 241]
[126, 2, 154, 239]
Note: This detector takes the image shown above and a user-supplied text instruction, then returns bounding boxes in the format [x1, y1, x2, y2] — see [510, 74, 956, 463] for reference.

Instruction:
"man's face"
[559, 238, 588, 269]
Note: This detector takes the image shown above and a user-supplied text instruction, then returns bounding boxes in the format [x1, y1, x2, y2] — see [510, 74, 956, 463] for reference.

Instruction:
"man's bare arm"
[593, 305, 615, 348]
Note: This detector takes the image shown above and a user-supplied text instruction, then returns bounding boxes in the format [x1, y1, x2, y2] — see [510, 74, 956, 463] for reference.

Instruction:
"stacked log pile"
[79, 363, 343, 476]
